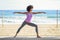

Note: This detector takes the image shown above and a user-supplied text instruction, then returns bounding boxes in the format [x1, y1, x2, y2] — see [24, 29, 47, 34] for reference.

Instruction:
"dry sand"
[0, 24, 60, 37]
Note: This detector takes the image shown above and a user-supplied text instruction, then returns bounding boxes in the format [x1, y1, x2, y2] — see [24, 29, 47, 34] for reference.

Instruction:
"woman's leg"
[27, 22, 41, 38]
[14, 21, 26, 38]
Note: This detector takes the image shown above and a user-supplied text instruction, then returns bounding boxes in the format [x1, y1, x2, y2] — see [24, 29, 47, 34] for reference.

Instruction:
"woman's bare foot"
[37, 35, 41, 38]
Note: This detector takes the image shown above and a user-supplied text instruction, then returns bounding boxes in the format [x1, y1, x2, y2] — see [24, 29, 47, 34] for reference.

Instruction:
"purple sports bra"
[25, 13, 32, 23]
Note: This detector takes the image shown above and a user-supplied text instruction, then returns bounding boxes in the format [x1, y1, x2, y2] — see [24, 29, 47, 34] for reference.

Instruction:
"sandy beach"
[0, 24, 60, 37]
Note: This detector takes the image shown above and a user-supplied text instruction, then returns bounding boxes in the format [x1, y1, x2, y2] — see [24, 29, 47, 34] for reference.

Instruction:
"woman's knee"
[34, 25, 37, 28]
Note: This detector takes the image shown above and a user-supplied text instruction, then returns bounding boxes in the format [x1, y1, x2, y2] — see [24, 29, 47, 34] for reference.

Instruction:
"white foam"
[0, 17, 60, 24]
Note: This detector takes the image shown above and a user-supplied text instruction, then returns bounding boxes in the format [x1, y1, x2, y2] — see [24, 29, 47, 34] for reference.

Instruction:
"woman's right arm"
[13, 12, 26, 14]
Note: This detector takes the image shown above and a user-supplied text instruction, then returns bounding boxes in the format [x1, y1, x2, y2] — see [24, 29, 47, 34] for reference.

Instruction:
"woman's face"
[30, 8, 33, 12]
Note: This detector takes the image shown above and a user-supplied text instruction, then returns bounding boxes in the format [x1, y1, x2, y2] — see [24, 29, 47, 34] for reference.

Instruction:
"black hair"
[26, 5, 33, 12]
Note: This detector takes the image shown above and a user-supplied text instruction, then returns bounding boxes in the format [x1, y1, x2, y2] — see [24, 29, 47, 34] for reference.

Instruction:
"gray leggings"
[16, 21, 38, 34]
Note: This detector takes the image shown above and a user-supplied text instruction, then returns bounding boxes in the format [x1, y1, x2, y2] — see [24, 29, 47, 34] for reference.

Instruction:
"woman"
[14, 5, 46, 38]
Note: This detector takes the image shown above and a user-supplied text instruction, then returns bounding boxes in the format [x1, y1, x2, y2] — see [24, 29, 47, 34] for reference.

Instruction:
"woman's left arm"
[32, 12, 46, 14]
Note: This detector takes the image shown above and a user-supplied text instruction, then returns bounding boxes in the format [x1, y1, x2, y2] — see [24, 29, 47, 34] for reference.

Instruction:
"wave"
[0, 17, 60, 24]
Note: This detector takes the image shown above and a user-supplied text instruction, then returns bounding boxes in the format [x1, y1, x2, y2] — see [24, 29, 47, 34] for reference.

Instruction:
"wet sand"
[0, 37, 60, 40]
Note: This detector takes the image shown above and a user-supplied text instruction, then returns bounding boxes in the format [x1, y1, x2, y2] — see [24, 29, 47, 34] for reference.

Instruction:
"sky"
[0, 0, 60, 10]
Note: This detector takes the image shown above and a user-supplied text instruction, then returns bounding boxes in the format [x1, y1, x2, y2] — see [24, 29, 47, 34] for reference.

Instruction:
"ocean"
[0, 10, 60, 24]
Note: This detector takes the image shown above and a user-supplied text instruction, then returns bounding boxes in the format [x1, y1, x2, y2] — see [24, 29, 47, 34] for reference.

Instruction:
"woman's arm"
[32, 12, 46, 14]
[13, 12, 26, 14]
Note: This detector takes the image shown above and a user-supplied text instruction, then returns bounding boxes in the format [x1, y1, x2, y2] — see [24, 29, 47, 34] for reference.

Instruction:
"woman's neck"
[28, 11, 32, 13]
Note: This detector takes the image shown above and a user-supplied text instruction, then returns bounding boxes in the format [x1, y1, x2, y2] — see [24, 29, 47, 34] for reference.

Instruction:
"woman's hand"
[13, 12, 21, 14]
